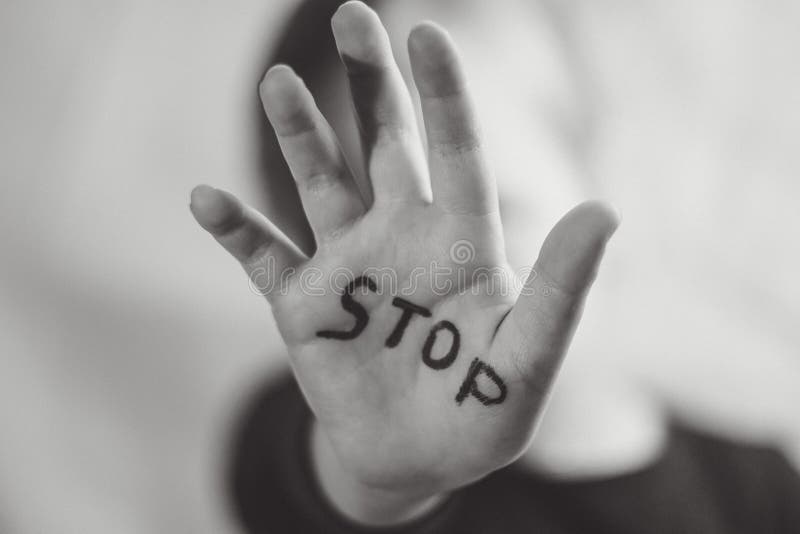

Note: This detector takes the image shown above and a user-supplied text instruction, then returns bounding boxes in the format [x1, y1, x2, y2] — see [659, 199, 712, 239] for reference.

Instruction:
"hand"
[190, 1, 618, 526]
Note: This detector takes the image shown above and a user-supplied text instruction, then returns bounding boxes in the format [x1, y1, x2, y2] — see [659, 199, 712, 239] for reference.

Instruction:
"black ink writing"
[385, 297, 431, 347]
[455, 358, 507, 406]
[316, 275, 508, 407]
[421, 320, 460, 370]
[316, 276, 377, 340]
[492, 309, 512, 341]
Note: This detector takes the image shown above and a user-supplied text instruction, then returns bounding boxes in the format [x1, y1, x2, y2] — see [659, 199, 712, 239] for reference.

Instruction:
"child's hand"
[190, 1, 618, 525]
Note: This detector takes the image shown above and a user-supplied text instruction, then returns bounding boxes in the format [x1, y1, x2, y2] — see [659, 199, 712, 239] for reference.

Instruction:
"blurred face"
[320, 0, 588, 269]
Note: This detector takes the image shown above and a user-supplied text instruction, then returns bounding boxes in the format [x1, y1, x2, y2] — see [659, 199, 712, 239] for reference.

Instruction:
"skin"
[303, 0, 668, 482]
[191, 1, 618, 526]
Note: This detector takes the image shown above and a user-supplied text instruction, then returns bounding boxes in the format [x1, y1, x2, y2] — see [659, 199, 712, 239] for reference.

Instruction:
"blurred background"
[1, 0, 798, 532]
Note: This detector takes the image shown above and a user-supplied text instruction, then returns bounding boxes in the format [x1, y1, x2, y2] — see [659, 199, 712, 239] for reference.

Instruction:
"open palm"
[190, 0, 618, 515]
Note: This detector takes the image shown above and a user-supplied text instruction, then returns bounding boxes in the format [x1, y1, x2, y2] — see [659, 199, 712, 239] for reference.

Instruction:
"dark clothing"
[229, 373, 800, 533]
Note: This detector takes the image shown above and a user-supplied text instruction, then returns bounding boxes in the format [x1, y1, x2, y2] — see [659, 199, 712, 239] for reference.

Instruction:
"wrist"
[310, 419, 446, 527]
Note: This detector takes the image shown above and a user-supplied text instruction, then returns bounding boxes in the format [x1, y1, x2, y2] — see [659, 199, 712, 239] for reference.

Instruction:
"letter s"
[316, 276, 377, 340]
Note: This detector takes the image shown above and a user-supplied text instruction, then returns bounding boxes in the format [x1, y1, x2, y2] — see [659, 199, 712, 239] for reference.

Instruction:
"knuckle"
[301, 170, 343, 194]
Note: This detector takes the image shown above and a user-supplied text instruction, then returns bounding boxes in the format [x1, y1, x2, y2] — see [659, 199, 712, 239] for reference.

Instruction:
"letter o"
[422, 320, 460, 370]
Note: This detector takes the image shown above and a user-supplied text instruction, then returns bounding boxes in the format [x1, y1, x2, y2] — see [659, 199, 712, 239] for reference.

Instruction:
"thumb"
[494, 200, 620, 396]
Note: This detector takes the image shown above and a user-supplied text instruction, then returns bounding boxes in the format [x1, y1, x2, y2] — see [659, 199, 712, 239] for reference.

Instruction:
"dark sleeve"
[228, 371, 463, 534]
[680, 426, 800, 534]
[769, 451, 800, 532]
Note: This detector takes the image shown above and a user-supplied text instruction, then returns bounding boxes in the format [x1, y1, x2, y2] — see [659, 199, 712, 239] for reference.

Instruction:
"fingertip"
[259, 64, 316, 136]
[334, 0, 373, 16]
[190, 184, 215, 208]
[408, 21, 465, 97]
[534, 200, 622, 297]
[408, 20, 450, 56]
[259, 64, 301, 103]
[331, 0, 389, 67]
[189, 185, 243, 234]
[332, 0, 378, 30]
[570, 200, 622, 242]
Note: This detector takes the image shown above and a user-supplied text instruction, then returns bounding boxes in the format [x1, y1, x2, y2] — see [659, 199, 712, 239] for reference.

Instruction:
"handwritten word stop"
[316, 276, 507, 407]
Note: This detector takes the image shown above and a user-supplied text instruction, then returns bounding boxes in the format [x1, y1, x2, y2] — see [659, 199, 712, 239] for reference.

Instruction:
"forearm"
[310, 419, 446, 527]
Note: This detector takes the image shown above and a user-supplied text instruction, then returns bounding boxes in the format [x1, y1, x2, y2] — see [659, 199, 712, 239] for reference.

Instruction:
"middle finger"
[331, 1, 432, 204]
